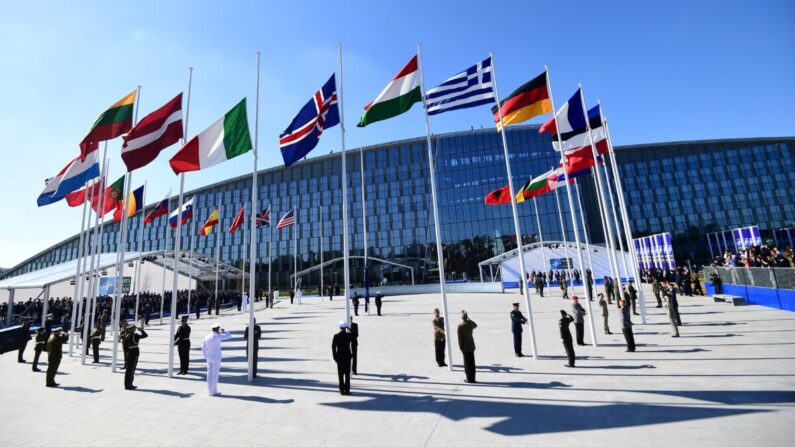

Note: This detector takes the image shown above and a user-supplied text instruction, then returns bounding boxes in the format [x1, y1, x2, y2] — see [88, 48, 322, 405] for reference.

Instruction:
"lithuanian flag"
[80, 90, 137, 159]
[200, 208, 220, 236]
[491, 71, 551, 131]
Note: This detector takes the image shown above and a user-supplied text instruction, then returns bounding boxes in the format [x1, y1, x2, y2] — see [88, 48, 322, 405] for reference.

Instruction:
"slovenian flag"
[37, 151, 100, 207]
[144, 193, 170, 224]
[169, 197, 193, 228]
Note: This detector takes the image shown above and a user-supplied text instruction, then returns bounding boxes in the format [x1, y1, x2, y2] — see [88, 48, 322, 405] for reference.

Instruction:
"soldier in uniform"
[352, 292, 360, 316]
[349, 316, 359, 374]
[652, 277, 663, 308]
[119, 319, 129, 370]
[457, 311, 478, 383]
[571, 296, 587, 346]
[560, 276, 569, 299]
[31, 327, 46, 372]
[598, 293, 612, 335]
[559, 310, 575, 367]
[628, 282, 639, 315]
[90, 322, 102, 363]
[123, 321, 148, 390]
[46, 327, 69, 387]
[509, 303, 528, 357]
[201, 323, 232, 396]
[18, 318, 32, 363]
[620, 299, 635, 352]
[207, 295, 216, 315]
[331, 320, 354, 395]
[174, 315, 191, 375]
[243, 319, 262, 378]
[375, 291, 384, 316]
[432, 308, 447, 367]
[604, 276, 614, 304]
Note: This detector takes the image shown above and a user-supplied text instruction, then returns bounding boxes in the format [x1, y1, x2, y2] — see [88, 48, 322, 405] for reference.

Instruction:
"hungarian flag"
[491, 71, 551, 131]
[80, 90, 137, 160]
[144, 194, 170, 224]
[122, 93, 184, 172]
[169, 99, 252, 174]
[516, 170, 552, 203]
[485, 186, 511, 205]
[200, 208, 220, 236]
[229, 205, 245, 234]
[357, 56, 422, 127]
[113, 185, 145, 222]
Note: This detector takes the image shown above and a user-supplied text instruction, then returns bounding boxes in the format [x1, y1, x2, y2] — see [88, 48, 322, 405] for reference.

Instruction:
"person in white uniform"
[201, 323, 232, 396]
[241, 292, 249, 312]
[296, 288, 303, 305]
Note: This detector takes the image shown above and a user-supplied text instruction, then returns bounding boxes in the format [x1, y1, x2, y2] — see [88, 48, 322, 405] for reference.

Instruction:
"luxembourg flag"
[169, 197, 194, 228]
[37, 151, 100, 207]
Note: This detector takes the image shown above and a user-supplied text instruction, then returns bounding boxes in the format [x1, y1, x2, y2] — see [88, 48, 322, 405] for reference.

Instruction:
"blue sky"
[1, 0, 793, 267]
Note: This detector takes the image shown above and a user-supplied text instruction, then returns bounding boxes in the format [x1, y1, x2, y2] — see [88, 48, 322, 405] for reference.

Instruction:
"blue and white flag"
[279, 74, 340, 167]
[37, 151, 100, 207]
[425, 57, 495, 115]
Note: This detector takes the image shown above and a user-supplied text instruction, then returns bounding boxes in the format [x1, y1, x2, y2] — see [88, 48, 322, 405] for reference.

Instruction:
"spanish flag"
[200, 208, 220, 236]
[113, 185, 144, 222]
[492, 71, 552, 131]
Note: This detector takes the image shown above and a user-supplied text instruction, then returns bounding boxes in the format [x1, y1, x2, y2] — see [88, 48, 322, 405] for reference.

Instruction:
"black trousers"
[32, 348, 43, 370]
[18, 341, 27, 362]
[603, 315, 610, 333]
[622, 326, 636, 351]
[562, 336, 575, 366]
[195, 308, 200, 319]
[376, 303, 382, 316]
[124, 349, 139, 388]
[351, 344, 358, 374]
[462, 351, 476, 382]
[178, 343, 190, 374]
[575, 322, 585, 345]
[654, 292, 662, 307]
[631, 298, 637, 314]
[92, 339, 100, 363]
[46, 355, 61, 386]
[247, 344, 258, 376]
[513, 331, 522, 355]
[336, 358, 351, 393]
[353, 301, 359, 315]
[434, 340, 446, 366]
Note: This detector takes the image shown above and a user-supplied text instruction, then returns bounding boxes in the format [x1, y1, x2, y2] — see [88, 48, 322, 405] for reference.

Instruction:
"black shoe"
[32, 368, 41, 372]
[626, 349, 635, 352]
[672, 335, 680, 338]
[633, 312, 639, 315]
[18, 359, 26, 363]
[516, 353, 523, 357]
[564, 364, 574, 368]
[577, 343, 586, 346]
[125, 385, 138, 390]
[46, 383, 58, 388]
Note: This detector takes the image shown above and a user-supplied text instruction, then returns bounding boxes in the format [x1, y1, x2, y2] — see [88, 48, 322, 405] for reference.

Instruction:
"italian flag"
[516, 169, 552, 203]
[357, 55, 422, 127]
[170, 98, 252, 174]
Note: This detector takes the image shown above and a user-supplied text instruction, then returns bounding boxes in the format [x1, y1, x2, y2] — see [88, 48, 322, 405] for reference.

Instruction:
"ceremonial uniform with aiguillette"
[174, 317, 192, 375]
[123, 326, 148, 389]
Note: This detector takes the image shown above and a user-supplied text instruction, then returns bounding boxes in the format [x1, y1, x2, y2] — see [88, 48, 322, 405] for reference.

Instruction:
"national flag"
[357, 56, 422, 127]
[122, 93, 184, 171]
[491, 71, 552, 131]
[113, 185, 145, 222]
[256, 207, 271, 228]
[229, 205, 245, 234]
[80, 90, 137, 160]
[555, 158, 594, 184]
[279, 74, 340, 167]
[169, 99, 253, 174]
[94, 175, 125, 216]
[144, 193, 170, 224]
[65, 179, 103, 207]
[484, 186, 512, 205]
[539, 90, 609, 155]
[516, 169, 552, 203]
[37, 151, 100, 207]
[425, 57, 495, 115]
[169, 197, 194, 228]
[276, 209, 295, 229]
[200, 208, 220, 236]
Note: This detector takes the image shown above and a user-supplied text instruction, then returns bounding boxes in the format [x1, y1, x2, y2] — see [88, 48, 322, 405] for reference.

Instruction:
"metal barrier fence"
[703, 266, 795, 290]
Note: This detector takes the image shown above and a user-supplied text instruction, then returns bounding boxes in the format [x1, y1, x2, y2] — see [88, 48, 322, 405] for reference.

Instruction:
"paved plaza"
[1, 286, 794, 446]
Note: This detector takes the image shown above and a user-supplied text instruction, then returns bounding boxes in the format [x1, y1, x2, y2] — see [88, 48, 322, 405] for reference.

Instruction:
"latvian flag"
[276, 209, 295, 229]
[122, 93, 184, 172]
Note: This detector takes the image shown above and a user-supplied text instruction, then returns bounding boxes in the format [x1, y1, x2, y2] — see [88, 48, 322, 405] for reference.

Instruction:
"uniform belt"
[128, 346, 139, 349]
[91, 337, 101, 340]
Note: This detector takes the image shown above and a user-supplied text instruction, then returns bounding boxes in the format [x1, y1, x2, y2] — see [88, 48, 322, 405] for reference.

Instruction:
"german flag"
[491, 71, 552, 131]
[200, 208, 220, 236]
[80, 90, 137, 159]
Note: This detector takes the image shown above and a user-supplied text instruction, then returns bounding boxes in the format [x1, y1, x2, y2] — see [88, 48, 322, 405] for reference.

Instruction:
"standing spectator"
[620, 300, 635, 352]
[352, 292, 360, 316]
[375, 291, 384, 316]
[457, 311, 478, 383]
[201, 323, 233, 396]
[331, 321, 353, 395]
[571, 296, 587, 346]
[535, 274, 545, 297]
[628, 282, 639, 315]
[432, 308, 447, 367]
[559, 310, 575, 367]
[598, 293, 611, 335]
[652, 277, 663, 308]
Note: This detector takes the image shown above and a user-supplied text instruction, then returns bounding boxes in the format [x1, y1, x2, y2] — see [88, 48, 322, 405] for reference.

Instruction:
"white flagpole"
[169, 67, 193, 378]
[186, 217, 196, 315]
[532, 197, 546, 280]
[93, 157, 112, 334]
[214, 203, 221, 308]
[490, 52, 537, 358]
[417, 45, 454, 368]
[247, 50, 261, 382]
[360, 144, 369, 308]
[319, 205, 323, 299]
[338, 43, 352, 322]
[268, 207, 273, 299]
[599, 133, 631, 285]
[82, 147, 108, 365]
[69, 180, 90, 356]
[574, 180, 596, 283]
[553, 185, 574, 288]
[546, 68, 597, 346]
[159, 192, 171, 325]
[134, 181, 147, 321]
[293, 218, 298, 292]
[76, 184, 94, 353]
[603, 114, 647, 323]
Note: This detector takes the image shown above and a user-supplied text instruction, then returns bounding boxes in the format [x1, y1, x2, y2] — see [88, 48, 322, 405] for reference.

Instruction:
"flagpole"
[214, 202, 221, 308]
[293, 219, 298, 292]
[338, 43, 352, 322]
[553, 183, 574, 292]
[79, 175, 98, 362]
[545, 67, 597, 346]
[169, 67, 193, 378]
[69, 180, 89, 356]
[359, 144, 370, 308]
[490, 52, 537, 358]
[600, 148, 631, 285]
[247, 50, 261, 382]
[574, 180, 596, 283]
[110, 171, 132, 373]
[417, 45, 454, 368]
[268, 207, 273, 300]
[82, 147, 108, 365]
[76, 183, 94, 354]
[532, 197, 546, 279]
[92, 157, 112, 333]
[319, 204, 323, 299]
[160, 203, 170, 326]
[134, 181, 147, 321]
[186, 216, 196, 317]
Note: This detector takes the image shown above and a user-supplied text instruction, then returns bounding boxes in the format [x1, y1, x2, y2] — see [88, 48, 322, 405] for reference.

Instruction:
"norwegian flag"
[256, 207, 271, 228]
[278, 74, 339, 167]
[276, 208, 295, 229]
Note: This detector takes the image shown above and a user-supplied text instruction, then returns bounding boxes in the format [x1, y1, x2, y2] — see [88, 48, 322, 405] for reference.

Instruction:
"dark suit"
[375, 293, 383, 316]
[510, 309, 527, 356]
[174, 324, 191, 374]
[559, 314, 575, 366]
[244, 324, 262, 377]
[331, 330, 354, 394]
[349, 322, 359, 374]
[433, 317, 446, 366]
[572, 302, 586, 345]
[621, 306, 635, 352]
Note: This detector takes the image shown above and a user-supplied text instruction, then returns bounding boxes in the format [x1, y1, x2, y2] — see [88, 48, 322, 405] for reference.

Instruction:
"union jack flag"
[279, 74, 340, 167]
[256, 206, 271, 228]
[276, 208, 295, 229]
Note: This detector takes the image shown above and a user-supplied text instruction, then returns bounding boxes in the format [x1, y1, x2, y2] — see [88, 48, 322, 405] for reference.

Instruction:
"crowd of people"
[709, 245, 793, 268]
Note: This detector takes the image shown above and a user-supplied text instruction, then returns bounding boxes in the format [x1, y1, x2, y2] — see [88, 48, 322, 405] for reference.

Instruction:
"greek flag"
[425, 57, 495, 115]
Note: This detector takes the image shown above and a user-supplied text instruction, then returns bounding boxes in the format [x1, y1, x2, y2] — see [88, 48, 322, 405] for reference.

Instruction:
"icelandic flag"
[169, 197, 193, 228]
[279, 74, 340, 167]
[37, 151, 100, 207]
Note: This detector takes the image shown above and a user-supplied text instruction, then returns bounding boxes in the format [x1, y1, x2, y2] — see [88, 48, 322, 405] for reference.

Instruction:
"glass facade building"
[3, 127, 793, 287]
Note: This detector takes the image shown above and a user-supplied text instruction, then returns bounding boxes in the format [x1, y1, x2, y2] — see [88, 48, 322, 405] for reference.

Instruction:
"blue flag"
[279, 74, 340, 167]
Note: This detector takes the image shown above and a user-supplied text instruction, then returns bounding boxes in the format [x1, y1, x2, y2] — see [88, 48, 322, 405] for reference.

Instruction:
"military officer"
[332, 321, 354, 395]
[509, 303, 528, 357]
[349, 316, 359, 374]
[243, 319, 262, 378]
[559, 310, 575, 367]
[90, 322, 102, 363]
[174, 315, 191, 375]
[432, 308, 447, 367]
[45, 327, 69, 387]
[31, 327, 46, 372]
[123, 321, 148, 390]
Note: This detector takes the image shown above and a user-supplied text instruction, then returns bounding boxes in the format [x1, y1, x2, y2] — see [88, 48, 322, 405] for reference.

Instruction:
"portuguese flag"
[357, 56, 422, 127]
[516, 169, 552, 203]
[200, 208, 220, 236]
[170, 98, 252, 174]
[80, 90, 137, 160]
[92, 175, 125, 216]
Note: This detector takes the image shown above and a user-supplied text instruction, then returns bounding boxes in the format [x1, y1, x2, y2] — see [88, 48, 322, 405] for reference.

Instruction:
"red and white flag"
[276, 209, 295, 229]
[121, 93, 184, 172]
